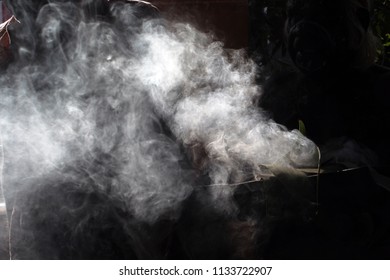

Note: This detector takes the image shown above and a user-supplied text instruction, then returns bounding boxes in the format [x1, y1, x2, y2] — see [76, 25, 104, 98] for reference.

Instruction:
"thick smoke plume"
[0, 1, 318, 258]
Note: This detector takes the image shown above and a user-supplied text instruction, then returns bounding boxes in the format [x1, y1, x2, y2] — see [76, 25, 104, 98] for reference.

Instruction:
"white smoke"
[0, 1, 318, 254]
[135, 22, 319, 184]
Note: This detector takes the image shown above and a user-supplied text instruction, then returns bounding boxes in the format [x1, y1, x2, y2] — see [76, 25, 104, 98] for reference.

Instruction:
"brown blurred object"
[0, 16, 18, 47]
[0, 15, 18, 68]
[150, 0, 249, 49]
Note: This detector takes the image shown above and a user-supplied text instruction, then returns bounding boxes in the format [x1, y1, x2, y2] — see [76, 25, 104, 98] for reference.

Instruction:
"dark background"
[149, 0, 390, 67]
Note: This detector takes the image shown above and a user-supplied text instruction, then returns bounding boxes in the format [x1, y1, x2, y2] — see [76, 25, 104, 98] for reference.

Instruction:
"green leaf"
[298, 120, 307, 136]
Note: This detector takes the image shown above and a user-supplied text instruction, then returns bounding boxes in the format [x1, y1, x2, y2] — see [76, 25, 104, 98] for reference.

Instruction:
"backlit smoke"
[0, 1, 318, 258]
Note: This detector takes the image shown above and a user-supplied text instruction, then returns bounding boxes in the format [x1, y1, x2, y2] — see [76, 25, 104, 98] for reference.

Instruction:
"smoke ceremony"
[0, 0, 390, 260]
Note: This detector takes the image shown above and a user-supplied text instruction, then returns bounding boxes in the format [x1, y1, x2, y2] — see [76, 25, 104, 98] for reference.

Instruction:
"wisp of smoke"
[0, 1, 318, 259]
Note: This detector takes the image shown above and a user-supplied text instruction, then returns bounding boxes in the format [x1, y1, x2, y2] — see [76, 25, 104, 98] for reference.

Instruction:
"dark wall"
[151, 0, 249, 49]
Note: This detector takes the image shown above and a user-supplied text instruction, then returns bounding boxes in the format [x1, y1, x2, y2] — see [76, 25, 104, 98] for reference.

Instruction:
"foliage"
[372, 0, 390, 66]
[249, 0, 390, 67]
